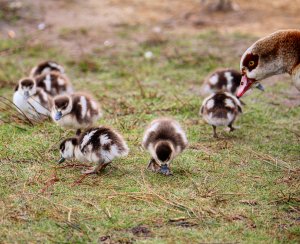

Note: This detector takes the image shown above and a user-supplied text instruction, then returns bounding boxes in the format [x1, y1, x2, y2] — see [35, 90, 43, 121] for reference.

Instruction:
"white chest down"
[13, 93, 49, 119]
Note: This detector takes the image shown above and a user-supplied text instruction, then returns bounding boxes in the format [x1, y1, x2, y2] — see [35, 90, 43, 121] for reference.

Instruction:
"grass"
[0, 29, 299, 243]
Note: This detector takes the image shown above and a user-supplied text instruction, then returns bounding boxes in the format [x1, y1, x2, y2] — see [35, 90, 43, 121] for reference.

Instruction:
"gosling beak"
[159, 164, 172, 176]
[58, 157, 65, 164]
[255, 83, 265, 92]
[24, 91, 30, 99]
[236, 75, 256, 98]
[55, 111, 62, 121]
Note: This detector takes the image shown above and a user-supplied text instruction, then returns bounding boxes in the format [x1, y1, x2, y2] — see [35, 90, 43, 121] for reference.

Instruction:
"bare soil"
[2, 0, 300, 56]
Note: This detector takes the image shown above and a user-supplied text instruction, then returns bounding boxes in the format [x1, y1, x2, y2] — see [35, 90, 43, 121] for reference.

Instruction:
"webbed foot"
[159, 164, 173, 176]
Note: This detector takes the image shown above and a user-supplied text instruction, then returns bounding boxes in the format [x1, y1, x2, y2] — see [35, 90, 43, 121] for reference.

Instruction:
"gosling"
[200, 91, 242, 138]
[30, 61, 65, 77]
[13, 77, 51, 121]
[35, 71, 73, 96]
[58, 126, 129, 174]
[202, 68, 264, 96]
[51, 92, 102, 130]
[142, 118, 188, 175]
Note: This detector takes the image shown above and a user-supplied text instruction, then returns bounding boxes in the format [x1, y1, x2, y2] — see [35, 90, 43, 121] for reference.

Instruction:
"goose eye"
[249, 61, 255, 67]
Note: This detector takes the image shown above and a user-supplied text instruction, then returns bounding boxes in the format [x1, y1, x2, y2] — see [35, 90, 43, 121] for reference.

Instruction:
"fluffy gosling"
[58, 126, 129, 174]
[30, 61, 65, 77]
[13, 77, 51, 121]
[35, 71, 73, 96]
[51, 93, 102, 129]
[202, 68, 264, 96]
[142, 118, 188, 176]
[200, 91, 242, 138]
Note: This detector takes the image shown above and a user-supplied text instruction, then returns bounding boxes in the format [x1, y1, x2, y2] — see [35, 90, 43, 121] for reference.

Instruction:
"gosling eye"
[249, 60, 255, 67]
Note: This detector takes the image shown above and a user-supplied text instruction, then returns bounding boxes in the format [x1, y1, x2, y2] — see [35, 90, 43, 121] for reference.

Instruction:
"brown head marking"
[156, 142, 172, 162]
[242, 53, 259, 71]
[20, 78, 34, 88]
[54, 96, 69, 110]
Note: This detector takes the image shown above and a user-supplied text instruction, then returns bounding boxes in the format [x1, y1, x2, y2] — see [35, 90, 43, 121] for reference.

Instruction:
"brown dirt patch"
[1, 0, 299, 56]
[131, 225, 152, 237]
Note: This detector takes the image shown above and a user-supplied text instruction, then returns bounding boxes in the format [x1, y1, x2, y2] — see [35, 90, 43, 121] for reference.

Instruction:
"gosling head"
[154, 140, 175, 175]
[53, 95, 72, 121]
[58, 137, 77, 164]
[17, 78, 37, 99]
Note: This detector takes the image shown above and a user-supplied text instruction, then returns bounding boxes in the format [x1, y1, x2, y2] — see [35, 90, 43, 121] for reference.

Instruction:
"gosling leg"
[212, 125, 218, 138]
[81, 162, 108, 174]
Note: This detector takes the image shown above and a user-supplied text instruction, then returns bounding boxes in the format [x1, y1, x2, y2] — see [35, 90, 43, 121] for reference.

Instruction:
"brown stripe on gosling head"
[156, 141, 172, 162]
[60, 137, 78, 151]
[54, 96, 70, 110]
[20, 78, 35, 88]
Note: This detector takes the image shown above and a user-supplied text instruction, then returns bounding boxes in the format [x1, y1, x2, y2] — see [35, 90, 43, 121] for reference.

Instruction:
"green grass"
[0, 30, 299, 243]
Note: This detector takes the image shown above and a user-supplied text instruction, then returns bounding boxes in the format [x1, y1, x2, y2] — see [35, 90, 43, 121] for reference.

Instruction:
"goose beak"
[55, 111, 62, 121]
[255, 83, 265, 92]
[24, 91, 30, 99]
[58, 157, 65, 164]
[237, 75, 256, 98]
[159, 164, 172, 176]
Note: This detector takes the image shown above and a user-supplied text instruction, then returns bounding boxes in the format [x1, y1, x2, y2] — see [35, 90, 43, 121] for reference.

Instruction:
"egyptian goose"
[237, 29, 300, 98]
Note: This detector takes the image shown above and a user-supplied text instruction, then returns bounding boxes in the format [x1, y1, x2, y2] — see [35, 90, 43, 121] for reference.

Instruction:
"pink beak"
[236, 75, 255, 98]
